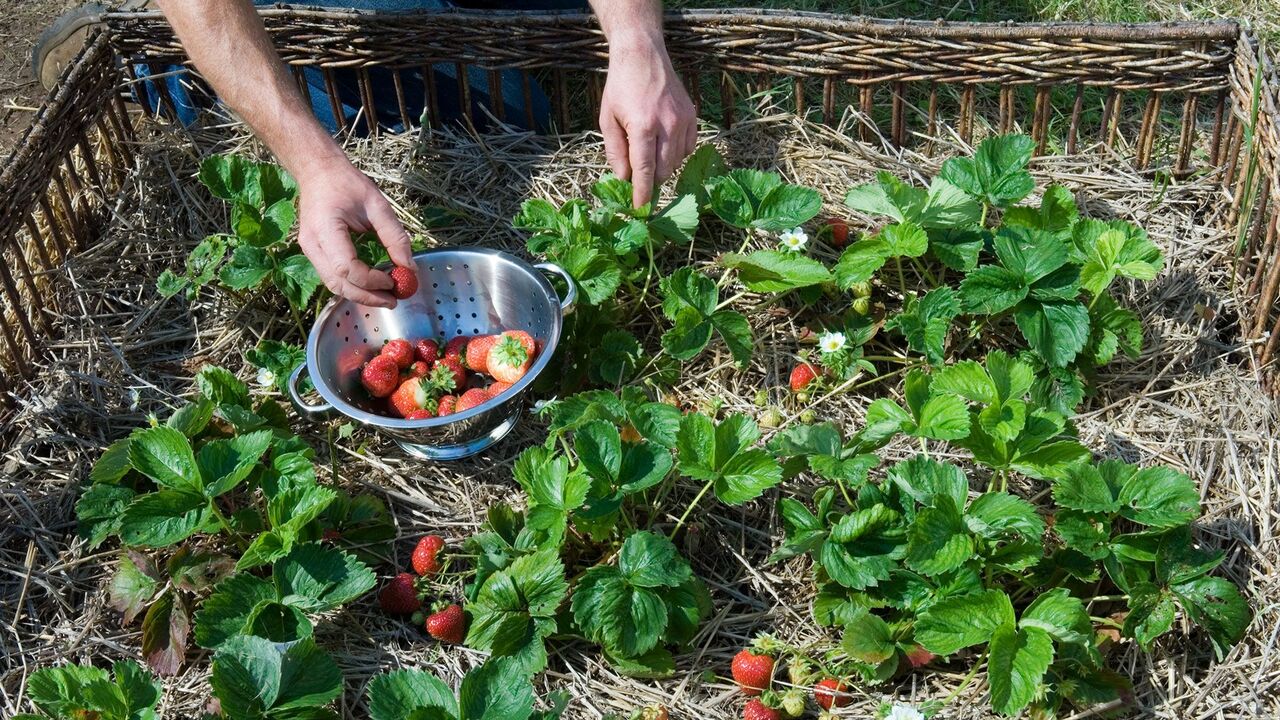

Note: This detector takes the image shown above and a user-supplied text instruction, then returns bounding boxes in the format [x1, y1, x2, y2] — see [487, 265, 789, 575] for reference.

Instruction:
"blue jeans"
[137, 0, 588, 133]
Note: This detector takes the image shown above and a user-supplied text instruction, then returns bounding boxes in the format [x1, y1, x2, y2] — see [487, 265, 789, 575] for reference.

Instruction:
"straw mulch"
[0, 104, 1275, 720]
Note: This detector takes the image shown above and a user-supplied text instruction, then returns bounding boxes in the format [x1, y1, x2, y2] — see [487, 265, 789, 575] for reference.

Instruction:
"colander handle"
[535, 262, 577, 315]
[288, 364, 333, 416]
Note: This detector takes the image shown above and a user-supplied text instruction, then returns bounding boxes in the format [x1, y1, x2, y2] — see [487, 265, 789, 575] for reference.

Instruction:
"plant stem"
[209, 502, 249, 552]
[980, 202, 990, 227]
[939, 650, 987, 709]
[715, 290, 749, 312]
[895, 256, 907, 299]
[669, 478, 715, 540]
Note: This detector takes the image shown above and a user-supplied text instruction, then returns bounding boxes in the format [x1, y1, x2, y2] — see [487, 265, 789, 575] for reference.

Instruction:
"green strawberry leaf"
[273, 543, 376, 613]
[818, 504, 907, 590]
[197, 430, 273, 498]
[721, 250, 832, 293]
[1014, 299, 1090, 368]
[844, 172, 980, 229]
[118, 490, 211, 548]
[367, 669, 459, 720]
[1003, 185, 1079, 240]
[1171, 575, 1251, 660]
[940, 134, 1036, 208]
[915, 589, 1015, 655]
[905, 495, 975, 576]
[676, 413, 782, 505]
[885, 288, 960, 365]
[841, 608, 897, 663]
[987, 623, 1054, 716]
[458, 658, 537, 720]
[128, 427, 200, 493]
[210, 635, 341, 717]
[676, 144, 728, 210]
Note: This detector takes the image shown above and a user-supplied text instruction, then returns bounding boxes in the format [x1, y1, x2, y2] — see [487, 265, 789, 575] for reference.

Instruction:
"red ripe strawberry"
[361, 356, 400, 398]
[464, 335, 498, 374]
[435, 356, 467, 391]
[405, 409, 433, 421]
[731, 650, 775, 696]
[425, 604, 466, 644]
[824, 217, 850, 248]
[415, 339, 440, 365]
[381, 339, 414, 369]
[789, 362, 820, 392]
[390, 266, 418, 299]
[390, 377, 434, 418]
[408, 360, 431, 378]
[486, 381, 512, 398]
[813, 678, 850, 710]
[436, 395, 457, 417]
[443, 336, 469, 361]
[743, 699, 780, 720]
[501, 330, 536, 357]
[487, 335, 532, 384]
[455, 388, 490, 413]
[411, 535, 446, 576]
[378, 573, 421, 615]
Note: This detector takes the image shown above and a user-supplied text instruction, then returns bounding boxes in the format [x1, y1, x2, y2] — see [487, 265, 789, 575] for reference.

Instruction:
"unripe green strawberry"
[787, 657, 813, 686]
[779, 689, 806, 718]
[754, 389, 770, 407]
[759, 407, 783, 429]
[799, 409, 816, 424]
[852, 297, 871, 315]
[850, 281, 872, 298]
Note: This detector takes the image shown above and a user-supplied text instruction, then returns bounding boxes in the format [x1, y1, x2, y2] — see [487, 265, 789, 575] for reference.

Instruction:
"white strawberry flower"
[256, 367, 277, 387]
[778, 227, 809, 252]
[818, 331, 847, 354]
[884, 704, 926, 720]
[532, 397, 558, 415]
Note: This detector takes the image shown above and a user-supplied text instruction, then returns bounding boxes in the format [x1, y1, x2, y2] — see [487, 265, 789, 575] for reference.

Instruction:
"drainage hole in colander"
[344, 310, 350, 316]
[374, 326, 379, 332]
[446, 264, 453, 270]
[463, 263, 469, 269]
[432, 282, 438, 288]
[362, 338, 368, 344]
[452, 297, 458, 303]
[471, 312, 477, 318]
[344, 337, 349, 342]
[335, 321, 341, 328]
[436, 314, 444, 321]
[450, 281, 455, 287]
[435, 299, 441, 305]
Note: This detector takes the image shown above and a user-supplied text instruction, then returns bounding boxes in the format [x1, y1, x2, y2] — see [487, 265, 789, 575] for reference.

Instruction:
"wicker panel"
[1226, 33, 1280, 375]
[0, 31, 129, 382]
[106, 9, 1239, 93]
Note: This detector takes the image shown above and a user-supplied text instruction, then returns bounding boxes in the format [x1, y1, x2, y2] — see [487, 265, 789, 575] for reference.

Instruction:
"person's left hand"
[598, 33, 697, 208]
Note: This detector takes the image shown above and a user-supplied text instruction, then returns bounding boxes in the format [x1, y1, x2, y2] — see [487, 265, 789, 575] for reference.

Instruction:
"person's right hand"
[296, 156, 414, 308]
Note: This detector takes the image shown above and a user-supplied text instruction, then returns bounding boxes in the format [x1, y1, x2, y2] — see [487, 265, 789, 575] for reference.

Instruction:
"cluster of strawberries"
[730, 638, 854, 720]
[377, 535, 467, 644]
[358, 330, 539, 419]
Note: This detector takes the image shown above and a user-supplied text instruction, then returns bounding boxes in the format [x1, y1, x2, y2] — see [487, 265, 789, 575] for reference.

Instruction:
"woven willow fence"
[0, 8, 1278, 404]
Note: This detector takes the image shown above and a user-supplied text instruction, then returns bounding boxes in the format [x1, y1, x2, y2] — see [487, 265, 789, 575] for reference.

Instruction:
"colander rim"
[305, 246, 564, 428]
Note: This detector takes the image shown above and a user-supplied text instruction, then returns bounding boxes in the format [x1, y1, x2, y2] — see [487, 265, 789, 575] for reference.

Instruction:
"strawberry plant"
[75, 365, 389, 677]
[13, 661, 161, 720]
[158, 155, 323, 314]
[366, 659, 567, 720]
[769, 360, 1249, 716]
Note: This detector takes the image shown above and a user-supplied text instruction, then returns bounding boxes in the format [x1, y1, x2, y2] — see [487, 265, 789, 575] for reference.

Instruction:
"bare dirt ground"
[0, 0, 78, 159]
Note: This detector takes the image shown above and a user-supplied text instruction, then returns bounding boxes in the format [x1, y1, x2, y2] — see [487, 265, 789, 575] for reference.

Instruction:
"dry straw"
[0, 92, 1277, 717]
[0, 8, 1278, 720]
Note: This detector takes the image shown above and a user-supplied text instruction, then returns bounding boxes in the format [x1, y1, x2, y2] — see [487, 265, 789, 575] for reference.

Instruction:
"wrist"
[606, 27, 669, 63]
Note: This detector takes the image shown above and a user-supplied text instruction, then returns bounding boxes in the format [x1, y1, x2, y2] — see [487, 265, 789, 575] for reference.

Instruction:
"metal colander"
[288, 247, 575, 460]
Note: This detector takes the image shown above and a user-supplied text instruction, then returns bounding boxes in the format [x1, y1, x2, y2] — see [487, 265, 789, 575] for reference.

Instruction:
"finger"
[343, 258, 394, 292]
[600, 110, 631, 180]
[366, 196, 415, 268]
[340, 280, 397, 308]
[685, 119, 698, 157]
[629, 129, 657, 208]
[656, 128, 683, 183]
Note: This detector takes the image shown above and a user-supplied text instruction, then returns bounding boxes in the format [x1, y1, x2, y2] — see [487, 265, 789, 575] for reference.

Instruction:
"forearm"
[155, 0, 343, 180]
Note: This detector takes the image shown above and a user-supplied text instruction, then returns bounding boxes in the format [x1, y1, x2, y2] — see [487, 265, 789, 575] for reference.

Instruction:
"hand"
[295, 156, 414, 308]
[598, 32, 697, 208]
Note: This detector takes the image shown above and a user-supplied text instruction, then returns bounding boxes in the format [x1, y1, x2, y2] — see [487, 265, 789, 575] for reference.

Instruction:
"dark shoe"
[32, 2, 151, 90]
